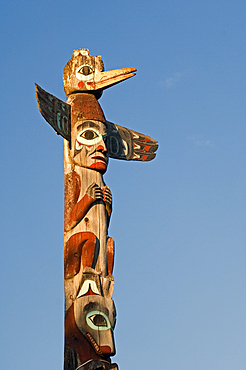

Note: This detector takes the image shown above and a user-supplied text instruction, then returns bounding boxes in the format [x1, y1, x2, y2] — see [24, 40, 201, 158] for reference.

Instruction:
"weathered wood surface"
[35, 49, 158, 370]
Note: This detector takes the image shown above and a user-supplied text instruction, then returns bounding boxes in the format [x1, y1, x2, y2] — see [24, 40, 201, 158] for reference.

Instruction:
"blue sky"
[1, 1, 246, 369]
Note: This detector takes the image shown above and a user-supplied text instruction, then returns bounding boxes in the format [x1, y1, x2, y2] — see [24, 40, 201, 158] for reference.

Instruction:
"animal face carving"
[71, 120, 108, 174]
[74, 295, 116, 356]
[63, 48, 136, 97]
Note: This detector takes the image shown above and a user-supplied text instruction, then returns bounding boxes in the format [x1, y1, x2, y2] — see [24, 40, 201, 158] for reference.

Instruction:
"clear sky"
[1, 1, 246, 369]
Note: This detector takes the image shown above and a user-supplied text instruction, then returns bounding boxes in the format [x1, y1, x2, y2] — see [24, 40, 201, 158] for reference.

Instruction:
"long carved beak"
[87, 67, 137, 91]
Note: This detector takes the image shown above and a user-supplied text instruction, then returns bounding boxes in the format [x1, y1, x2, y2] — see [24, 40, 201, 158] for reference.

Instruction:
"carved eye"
[81, 130, 99, 140]
[89, 314, 107, 327]
[78, 65, 93, 76]
[86, 310, 111, 331]
[76, 128, 103, 149]
[76, 64, 98, 81]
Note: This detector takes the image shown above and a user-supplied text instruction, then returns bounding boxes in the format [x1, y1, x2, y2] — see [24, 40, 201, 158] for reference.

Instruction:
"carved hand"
[102, 186, 112, 207]
[102, 186, 112, 223]
[86, 182, 103, 201]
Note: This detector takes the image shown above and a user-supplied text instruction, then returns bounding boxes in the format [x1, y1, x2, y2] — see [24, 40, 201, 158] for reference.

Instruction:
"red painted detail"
[99, 346, 112, 355]
[70, 94, 106, 122]
[96, 145, 107, 152]
[144, 145, 150, 151]
[78, 81, 85, 88]
[68, 193, 95, 231]
[84, 287, 97, 296]
[142, 155, 148, 160]
[64, 171, 82, 231]
[103, 188, 112, 223]
[64, 171, 95, 232]
[102, 188, 106, 203]
[89, 162, 107, 174]
[90, 145, 108, 173]
[64, 232, 97, 279]
[145, 138, 150, 142]
[107, 237, 115, 276]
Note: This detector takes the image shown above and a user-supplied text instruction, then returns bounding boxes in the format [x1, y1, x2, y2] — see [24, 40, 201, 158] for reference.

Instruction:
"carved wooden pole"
[35, 49, 158, 370]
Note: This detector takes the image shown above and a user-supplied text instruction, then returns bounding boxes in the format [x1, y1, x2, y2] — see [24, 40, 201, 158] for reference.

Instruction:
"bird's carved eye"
[77, 65, 93, 76]
[81, 129, 99, 140]
[76, 64, 97, 82]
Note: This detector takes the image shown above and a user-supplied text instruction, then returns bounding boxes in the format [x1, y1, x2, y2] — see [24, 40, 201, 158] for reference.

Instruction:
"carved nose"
[96, 144, 107, 153]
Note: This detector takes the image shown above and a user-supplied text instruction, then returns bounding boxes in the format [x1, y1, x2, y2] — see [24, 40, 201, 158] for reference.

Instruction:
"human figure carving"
[63, 93, 117, 369]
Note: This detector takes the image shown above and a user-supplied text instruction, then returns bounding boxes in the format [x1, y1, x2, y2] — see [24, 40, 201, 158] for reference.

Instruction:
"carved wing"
[35, 84, 158, 161]
[35, 84, 71, 142]
[105, 121, 158, 161]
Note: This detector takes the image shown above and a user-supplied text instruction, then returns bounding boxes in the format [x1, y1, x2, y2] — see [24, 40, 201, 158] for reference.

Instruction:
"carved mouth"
[91, 156, 107, 164]
[85, 332, 112, 356]
[86, 332, 103, 355]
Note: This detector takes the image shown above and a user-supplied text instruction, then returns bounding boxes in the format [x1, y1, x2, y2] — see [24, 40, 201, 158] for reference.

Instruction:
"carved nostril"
[96, 145, 107, 153]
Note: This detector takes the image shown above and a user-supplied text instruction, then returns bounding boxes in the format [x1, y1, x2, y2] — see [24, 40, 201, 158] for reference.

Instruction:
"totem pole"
[35, 49, 158, 370]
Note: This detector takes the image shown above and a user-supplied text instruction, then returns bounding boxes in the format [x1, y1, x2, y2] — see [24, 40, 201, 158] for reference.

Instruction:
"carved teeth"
[86, 332, 103, 355]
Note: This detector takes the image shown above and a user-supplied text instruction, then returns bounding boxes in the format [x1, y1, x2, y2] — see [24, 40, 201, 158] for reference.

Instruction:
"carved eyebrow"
[77, 121, 100, 132]
[84, 302, 97, 312]
[83, 302, 109, 316]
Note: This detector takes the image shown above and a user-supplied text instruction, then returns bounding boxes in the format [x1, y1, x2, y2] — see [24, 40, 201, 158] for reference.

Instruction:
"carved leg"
[65, 232, 97, 279]
[106, 237, 114, 276]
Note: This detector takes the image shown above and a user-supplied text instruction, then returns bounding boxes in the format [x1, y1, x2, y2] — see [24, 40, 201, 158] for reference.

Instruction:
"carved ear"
[35, 84, 71, 142]
[105, 121, 158, 161]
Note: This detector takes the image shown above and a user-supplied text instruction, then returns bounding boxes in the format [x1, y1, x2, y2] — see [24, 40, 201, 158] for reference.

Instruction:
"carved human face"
[71, 120, 108, 173]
